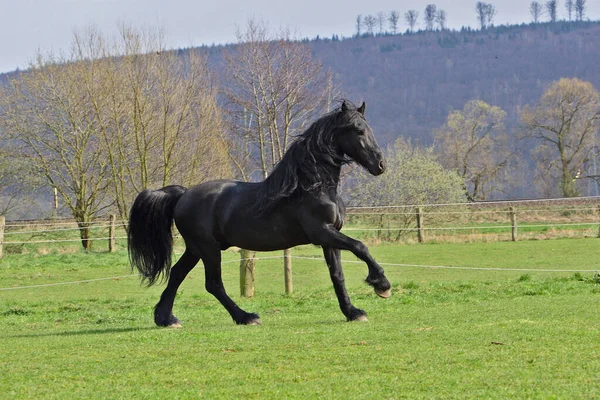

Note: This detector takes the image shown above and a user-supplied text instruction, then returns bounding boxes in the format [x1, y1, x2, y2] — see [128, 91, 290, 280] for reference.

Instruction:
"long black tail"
[128, 185, 188, 286]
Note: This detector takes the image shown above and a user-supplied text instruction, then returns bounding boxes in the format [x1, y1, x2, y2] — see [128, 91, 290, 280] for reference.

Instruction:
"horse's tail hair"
[127, 185, 188, 286]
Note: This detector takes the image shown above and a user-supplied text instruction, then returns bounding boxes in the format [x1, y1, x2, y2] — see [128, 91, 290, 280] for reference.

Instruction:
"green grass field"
[1, 239, 600, 398]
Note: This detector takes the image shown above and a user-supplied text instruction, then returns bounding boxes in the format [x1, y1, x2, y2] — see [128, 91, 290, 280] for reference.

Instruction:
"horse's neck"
[321, 163, 342, 196]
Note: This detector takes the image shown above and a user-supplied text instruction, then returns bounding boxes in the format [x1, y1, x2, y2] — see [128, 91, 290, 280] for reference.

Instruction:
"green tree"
[349, 137, 466, 206]
[433, 100, 512, 201]
[521, 78, 600, 198]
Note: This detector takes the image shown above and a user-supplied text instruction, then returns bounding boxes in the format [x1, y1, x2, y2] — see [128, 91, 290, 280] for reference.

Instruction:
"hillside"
[307, 21, 600, 145]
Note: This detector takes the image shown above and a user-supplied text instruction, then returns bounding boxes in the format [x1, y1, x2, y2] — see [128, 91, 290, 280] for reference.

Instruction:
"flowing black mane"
[253, 103, 364, 214]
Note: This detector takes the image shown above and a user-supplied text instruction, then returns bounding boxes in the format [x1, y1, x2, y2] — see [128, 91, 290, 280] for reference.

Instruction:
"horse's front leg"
[323, 247, 368, 321]
[311, 225, 391, 298]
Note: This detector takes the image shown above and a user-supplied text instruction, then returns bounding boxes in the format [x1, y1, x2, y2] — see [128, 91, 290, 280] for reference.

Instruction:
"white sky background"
[1, 0, 599, 73]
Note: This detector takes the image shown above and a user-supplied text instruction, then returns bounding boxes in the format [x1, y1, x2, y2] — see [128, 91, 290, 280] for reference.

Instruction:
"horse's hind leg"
[154, 250, 200, 327]
[200, 243, 261, 325]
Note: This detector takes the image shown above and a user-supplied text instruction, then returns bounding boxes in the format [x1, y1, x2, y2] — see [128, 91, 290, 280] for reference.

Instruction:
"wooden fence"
[1, 197, 600, 258]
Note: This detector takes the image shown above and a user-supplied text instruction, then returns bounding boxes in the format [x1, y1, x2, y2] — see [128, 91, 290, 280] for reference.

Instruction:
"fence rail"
[1, 197, 600, 257]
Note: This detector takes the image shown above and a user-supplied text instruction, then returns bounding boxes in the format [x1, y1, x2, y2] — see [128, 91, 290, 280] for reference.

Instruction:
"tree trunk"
[78, 222, 92, 250]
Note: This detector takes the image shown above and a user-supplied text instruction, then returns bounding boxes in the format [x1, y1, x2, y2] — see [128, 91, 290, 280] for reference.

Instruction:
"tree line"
[354, 0, 589, 36]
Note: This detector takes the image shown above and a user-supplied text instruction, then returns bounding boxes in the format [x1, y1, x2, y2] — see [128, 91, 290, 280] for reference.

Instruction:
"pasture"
[1, 239, 600, 398]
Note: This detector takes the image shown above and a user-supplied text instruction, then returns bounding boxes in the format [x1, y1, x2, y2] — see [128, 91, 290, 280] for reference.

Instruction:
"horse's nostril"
[378, 160, 386, 172]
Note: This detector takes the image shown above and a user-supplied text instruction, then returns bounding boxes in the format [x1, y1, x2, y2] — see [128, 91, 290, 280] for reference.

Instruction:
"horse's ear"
[358, 102, 366, 115]
[341, 101, 348, 113]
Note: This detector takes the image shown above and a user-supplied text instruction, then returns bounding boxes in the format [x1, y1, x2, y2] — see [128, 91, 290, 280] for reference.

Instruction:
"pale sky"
[1, 0, 599, 73]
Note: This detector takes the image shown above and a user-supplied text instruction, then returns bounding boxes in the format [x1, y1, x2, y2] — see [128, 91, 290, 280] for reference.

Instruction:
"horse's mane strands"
[253, 101, 364, 214]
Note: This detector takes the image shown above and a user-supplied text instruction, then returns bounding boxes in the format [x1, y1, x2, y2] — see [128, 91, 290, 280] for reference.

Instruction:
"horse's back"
[173, 179, 311, 251]
[173, 180, 249, 244]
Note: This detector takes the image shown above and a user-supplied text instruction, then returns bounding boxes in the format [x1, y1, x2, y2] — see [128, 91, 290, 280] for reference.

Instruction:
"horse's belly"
[222, 214, 310, 251]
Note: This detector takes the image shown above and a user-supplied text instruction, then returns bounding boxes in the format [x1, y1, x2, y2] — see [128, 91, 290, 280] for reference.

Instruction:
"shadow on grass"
[8, 326, 158, 338]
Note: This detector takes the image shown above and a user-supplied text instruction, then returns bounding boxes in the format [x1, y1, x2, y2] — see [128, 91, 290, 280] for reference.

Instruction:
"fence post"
[510, 207, 517, 242]
[416, 207, 424, 243]
[597, 205, 600, 239]
[0, 215, 5, 259]
[239, 249, 255, 297]
[108, 214, 116, 253]
[284, 248, 293, 294]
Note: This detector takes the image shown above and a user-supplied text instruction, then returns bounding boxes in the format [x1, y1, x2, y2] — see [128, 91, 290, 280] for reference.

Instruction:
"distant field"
[1, 239, 599, 398]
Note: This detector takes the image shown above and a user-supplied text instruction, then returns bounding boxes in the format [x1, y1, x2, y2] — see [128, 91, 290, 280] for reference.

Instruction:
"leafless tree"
[484, 3, 497, 27]
[223, 20, 336, 296]
[0, 146, 40, 217]
[377, 11, 386, 34]
[363, 15, 377, 35]
[0, 57, 113, 248]
[546, 1, 558, 22]
[0, 26, 229, 248]
[565, 0, 574, 20]
[405, 10, 419, 32]
[521, 78, 600, 198]
[436, 9, 448, 30]
[575, 0, 586, 21]
[355, 14, 362, 36]
[476, 1, 488, 29]
[424, 4, 437, 31]
[388, 10, 400, 34]
[530, 1, 543, 23]
[433, 100, 512, 201]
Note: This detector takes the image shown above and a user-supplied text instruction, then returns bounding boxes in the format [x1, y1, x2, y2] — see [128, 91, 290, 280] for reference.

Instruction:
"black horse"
[128, 101, 391, 327]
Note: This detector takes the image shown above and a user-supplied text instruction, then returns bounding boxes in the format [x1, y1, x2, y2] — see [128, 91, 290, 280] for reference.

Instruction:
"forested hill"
[305, 21, 600, 145]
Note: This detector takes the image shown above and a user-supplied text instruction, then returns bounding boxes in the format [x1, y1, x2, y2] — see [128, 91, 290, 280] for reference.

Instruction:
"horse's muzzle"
[369, 159, 386, 176]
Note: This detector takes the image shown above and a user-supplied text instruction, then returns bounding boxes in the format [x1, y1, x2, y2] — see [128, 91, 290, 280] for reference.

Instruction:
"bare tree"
[484, 3, 497, 27]
[530, 1, 543, 23]
[546, 1, 558, 22]
[363, 15, 377, 35]
[377, 11, 386, 34]
[0, 146, 40, 218]
[436, 9, 448, 30]
[575, 0, 586, 21]
[565, 0, 574, 20]
[388, 10, 400, 34]
[476, 1, 488, 29]
[521, 78, 600, 198]
[424, 4, 437, 30]
[224, 20, 336, 296]
[0, 57, 113, 249]
[356, 14, 362, 36]
[433, 100, 512, 201]
[78, 25, 229, 221]
[0, 26, 229, 248]
[405, 10, 419, 32]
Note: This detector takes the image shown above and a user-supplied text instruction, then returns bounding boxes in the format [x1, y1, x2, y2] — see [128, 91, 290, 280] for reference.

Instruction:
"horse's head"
[335, 101, 386, 176]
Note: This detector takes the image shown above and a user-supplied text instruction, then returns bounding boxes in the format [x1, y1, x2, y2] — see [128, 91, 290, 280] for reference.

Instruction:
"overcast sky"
[1, 0, 599, 73]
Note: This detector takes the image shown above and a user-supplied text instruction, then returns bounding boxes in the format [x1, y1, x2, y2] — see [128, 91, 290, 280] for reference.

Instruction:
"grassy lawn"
[1, 239, 600, 398]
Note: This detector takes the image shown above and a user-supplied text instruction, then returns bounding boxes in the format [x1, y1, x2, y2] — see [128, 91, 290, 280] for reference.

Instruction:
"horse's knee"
[205, 280, 224, 295]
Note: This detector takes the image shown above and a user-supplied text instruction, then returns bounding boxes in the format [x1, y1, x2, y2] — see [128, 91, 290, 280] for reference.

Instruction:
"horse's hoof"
[247, 318, 262, 326]
[376, 289, 392, 299]
[168, 322, 182, 328]
[353, 315, 369, 322]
